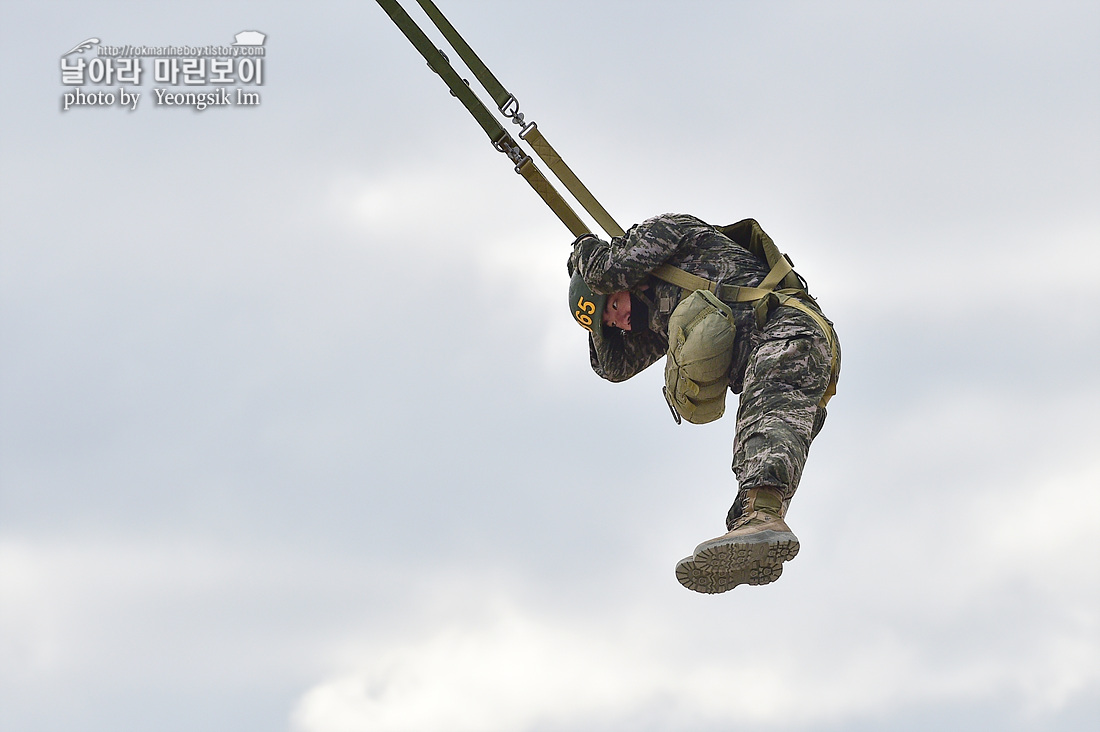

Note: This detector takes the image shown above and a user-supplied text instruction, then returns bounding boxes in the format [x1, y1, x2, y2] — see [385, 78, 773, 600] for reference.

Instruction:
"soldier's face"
[602, 291, 632, 331]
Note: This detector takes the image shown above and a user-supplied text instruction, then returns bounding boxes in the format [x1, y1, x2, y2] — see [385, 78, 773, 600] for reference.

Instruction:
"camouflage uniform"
[569, 213, 839, 528]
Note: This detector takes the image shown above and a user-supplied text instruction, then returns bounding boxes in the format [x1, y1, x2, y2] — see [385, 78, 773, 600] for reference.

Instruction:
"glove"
[567, 233, 600, 275]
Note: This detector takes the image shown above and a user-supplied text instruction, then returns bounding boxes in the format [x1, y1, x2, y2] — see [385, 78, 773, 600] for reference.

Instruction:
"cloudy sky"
[2, 1, 1098, 730]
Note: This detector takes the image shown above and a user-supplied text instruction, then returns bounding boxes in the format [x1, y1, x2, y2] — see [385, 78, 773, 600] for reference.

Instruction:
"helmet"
[568, 271, 607, 347]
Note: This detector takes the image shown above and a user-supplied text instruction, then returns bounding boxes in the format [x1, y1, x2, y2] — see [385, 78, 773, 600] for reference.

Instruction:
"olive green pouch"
[662, 289, 736, 425]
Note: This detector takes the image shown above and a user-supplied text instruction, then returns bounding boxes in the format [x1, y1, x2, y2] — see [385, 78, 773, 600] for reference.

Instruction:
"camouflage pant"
[729, 306, 838, 527]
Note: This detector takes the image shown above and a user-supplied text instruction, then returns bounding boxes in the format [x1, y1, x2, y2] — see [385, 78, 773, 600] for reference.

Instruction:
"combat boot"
[691, 487, 799, 578]
[674, 555, 783, 594]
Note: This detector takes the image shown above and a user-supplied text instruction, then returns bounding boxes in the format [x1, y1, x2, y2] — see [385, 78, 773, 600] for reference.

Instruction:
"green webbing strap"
[412, 0, 508, 106]
[516, 158, 590, 236]
[523, 126, 626, 238]
[757, 255, 794, 292]
[651, 257, 792, 304]
[651, 259, 839, 406]
[375, 0, 590, 237]
[411, 0, 625, 238]
[776, 295, 840, 406]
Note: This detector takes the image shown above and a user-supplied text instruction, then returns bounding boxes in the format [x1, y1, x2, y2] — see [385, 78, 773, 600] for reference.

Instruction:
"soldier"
[568, 213, 840, 594]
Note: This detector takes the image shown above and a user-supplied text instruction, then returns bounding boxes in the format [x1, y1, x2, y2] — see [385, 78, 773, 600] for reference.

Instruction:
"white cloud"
[292, 602, 652, 732]
[288, 593, 1098, 732]
[289, 601, 801, 732]
[289, 502, 1100, 732]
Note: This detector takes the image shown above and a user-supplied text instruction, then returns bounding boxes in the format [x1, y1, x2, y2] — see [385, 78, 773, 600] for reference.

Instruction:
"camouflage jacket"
[569, 213, 806, 391]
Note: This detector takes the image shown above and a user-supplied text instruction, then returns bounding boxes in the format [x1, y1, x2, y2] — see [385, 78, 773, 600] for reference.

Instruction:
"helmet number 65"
[574, 296, 596, 331]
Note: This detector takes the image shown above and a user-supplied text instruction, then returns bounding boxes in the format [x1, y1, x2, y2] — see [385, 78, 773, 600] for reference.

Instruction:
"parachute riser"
[376, 0, 596, 238]
[423, 49, 531, 173]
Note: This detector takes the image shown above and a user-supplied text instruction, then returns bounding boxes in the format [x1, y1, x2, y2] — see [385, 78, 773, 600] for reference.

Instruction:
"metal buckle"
[493, 134, 532, 173]
[500, 95, 521, 118]
[500, 94, 537, 138]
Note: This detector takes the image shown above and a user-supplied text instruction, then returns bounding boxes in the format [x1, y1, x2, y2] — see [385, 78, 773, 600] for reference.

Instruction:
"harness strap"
[651, 256, 791, 304]
[775, 294, 840, 406]
[375, 0, 592, 237]
[651, 259, 839, 407]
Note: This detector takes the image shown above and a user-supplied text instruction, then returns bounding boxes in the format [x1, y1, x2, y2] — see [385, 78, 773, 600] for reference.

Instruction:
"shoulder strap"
[651, 254, 792, 305]
[717, 219, 804, 292]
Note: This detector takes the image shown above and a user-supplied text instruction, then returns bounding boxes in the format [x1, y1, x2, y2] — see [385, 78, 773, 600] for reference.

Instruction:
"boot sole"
[675, 556, 783, 594]
[692, 529, 800, 574]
